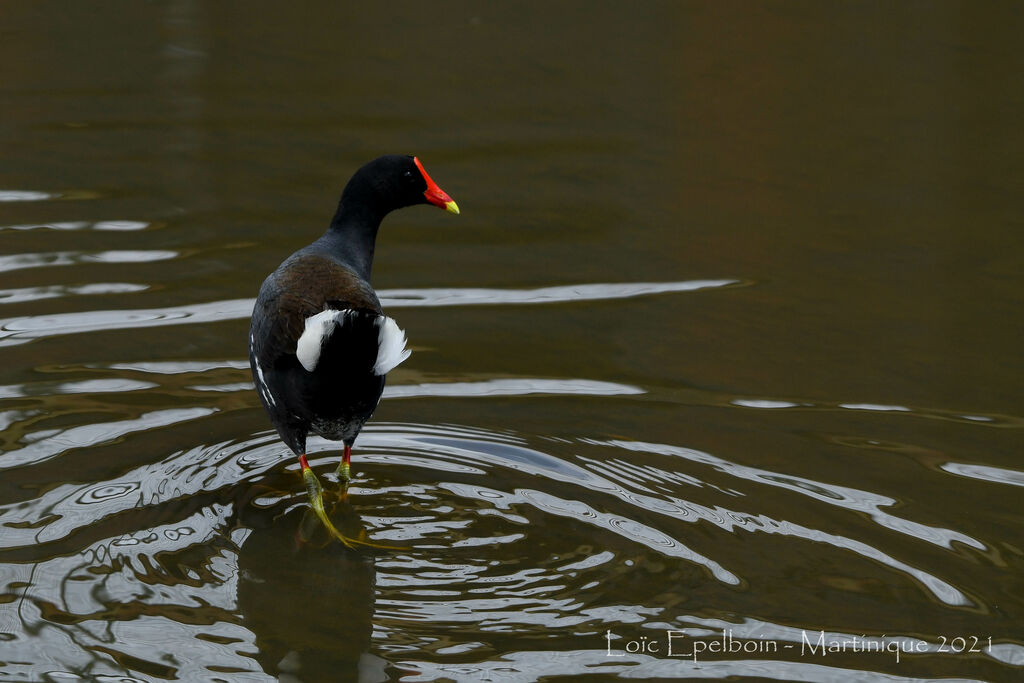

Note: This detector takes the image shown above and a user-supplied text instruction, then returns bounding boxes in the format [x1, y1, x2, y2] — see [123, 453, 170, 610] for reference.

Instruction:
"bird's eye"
[403, 171, 413, 178]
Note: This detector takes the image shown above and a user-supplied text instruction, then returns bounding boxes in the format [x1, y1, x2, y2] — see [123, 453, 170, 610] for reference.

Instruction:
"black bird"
[249, 155, 458, 543]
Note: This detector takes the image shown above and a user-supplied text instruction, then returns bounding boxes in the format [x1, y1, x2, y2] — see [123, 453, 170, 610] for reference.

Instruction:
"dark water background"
[2, 2, 1023, 681]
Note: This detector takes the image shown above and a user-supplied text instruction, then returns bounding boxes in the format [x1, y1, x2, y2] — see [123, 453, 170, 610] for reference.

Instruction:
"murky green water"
[2, 2, 1023, 681]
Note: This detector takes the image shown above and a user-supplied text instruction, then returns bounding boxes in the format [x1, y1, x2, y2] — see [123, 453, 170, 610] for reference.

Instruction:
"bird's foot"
[298, 455, 397, 550]
[300, 456, 356, 549]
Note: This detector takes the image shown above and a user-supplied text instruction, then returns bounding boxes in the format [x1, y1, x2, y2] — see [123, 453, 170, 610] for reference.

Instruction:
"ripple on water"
[0, 249, 176, 275]
[941, 462, 1024, 488]
[0, 283, 149, 305]
[0, 279, 736, 347]
[0, 407, 216, 473]
[0, 190, 59, 202]
[0, 401, 1017, 678]
[729, 393, 1023, 428]
[0, 219, 151, 231]
[379, 280, 743, 307]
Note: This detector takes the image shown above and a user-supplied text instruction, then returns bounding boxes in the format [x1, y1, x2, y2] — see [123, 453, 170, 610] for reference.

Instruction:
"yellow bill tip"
[445, 200, 460, 215]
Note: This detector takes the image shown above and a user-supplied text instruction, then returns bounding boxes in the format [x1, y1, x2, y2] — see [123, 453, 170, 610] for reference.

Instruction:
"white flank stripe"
[296, 309, 348, 372]
[374, 316, 411, 375]
[250, 333, 277, 406]
[254, 358, 276, 406]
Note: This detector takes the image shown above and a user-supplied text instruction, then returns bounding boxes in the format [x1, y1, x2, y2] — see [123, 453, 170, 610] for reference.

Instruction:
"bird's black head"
[324, 155, 459, 278]
[345, 155, 459, 215]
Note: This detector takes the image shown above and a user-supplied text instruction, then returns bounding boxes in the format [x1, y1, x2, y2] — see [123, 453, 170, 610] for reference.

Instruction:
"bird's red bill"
[414, 157, 460, 214]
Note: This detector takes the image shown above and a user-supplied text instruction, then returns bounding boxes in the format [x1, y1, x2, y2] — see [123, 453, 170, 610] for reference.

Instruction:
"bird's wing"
[252, 253, 382, 368]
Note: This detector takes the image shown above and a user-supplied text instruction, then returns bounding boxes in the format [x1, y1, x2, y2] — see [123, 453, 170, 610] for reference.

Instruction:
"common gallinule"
[249, 155, 458, 544]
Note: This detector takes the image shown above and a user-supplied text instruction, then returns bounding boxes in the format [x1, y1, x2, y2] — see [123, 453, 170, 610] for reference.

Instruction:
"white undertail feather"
[296, 309, 410, 375]
[296, 309, 349, 372]
[374, 316, 411, 375]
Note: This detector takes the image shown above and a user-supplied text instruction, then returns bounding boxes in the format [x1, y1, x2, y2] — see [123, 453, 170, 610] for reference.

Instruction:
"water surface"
[2, 2, 1023, 681]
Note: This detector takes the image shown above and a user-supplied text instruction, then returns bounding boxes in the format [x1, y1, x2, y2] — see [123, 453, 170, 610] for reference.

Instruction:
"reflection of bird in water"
[248, 155, 459, 545]
[236, 490, 389, 682]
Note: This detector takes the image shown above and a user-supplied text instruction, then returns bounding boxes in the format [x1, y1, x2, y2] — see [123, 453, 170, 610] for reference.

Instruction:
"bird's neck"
[323, 192, 388, 281]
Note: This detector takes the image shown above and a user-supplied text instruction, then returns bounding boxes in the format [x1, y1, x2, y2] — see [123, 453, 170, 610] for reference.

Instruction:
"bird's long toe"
[299, 455, 357, 548]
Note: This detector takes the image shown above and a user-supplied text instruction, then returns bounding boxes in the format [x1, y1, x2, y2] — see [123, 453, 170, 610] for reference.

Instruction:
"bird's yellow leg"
[298, 455, 399, 550]
[299, 455, 356, 548]
[336, 444, 352, 483]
